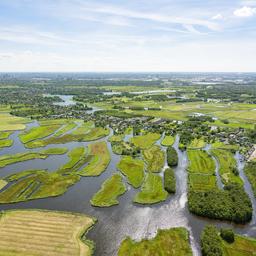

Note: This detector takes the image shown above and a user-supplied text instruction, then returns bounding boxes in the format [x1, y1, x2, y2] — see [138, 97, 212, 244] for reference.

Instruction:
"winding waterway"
[0, 95, 255, 256]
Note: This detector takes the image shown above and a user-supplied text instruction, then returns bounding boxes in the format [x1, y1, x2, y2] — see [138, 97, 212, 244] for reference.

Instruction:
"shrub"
[201, 225, 223, 256]
[164, 168, 176, 193]
[167, 146, 178, 167]
[220, 228, 234, 243]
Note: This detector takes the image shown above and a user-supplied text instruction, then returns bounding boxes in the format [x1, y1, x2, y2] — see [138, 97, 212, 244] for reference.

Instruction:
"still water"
[0, 96, 255, 256]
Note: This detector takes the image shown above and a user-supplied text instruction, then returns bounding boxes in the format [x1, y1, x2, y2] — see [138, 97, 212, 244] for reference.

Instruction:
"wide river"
[0, 96, 255, 256]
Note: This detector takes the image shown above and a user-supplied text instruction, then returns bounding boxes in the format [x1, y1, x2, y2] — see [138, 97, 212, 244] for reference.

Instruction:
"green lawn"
[161, 135, 175, 146]
[133, 173, 168, 204]
[117, 156, 144, 188]
[118, 227, 192, 256]
[130, 132, 161, 149]
[143, 145, 165, 172]
[90, 174, 126, 207]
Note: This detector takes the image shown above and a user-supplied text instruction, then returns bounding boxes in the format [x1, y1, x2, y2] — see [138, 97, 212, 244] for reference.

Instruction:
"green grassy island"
[133, 173, 168, 204]
[143, 145, 165, 172]
[118, 227, 192, 256]
[117, 156, 144, 188]
[91, 174, 126, 207]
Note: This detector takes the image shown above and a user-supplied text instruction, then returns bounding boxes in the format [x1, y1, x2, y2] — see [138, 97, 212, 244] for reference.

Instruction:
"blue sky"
[0, 0, 255, 72]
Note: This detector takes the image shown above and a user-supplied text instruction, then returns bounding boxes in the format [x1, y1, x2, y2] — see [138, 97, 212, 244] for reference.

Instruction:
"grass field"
[222, 234, 256, 256]
[133, 173, 168, 204]
[54, 121, 77, 137]
[143, 145, 165, 172]
[187, 150, 217, 192]
[212, 141, 239, 151]
[0, 179, 7, 190]
[244, 162, 256, 197]
[187, 150, 215, 174]
[117, 156, 144, 188]
[19, 124, 62, 144]
[24, 122, 109, 148]
[79, 141, 110, 176]
[189, 173, 217, 191]
[0, 147, 68, 168]
[130, 132, 161, 149]
[0, 170, 80, 203]
[0, 139, 13, 149]
[0, 209, 96, 256]
[118, 227, 192, 256]
[91, 174, 126, 207]
[0, 131, 12, 139]
[187, 138, 206, 149]
[161, 135, 175, 146]
[59, 147, 87, 172]
[0, 112, 29, 131]
[211, 149, 243, 185]
[108, 134, 124, 142]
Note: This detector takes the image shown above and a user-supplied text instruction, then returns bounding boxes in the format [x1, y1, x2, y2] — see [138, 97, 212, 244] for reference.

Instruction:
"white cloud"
[0, 26, 80, 46]
[70, 2, 220, 32]
[212, 14, 223, 20]
[233, 6, 256, 17]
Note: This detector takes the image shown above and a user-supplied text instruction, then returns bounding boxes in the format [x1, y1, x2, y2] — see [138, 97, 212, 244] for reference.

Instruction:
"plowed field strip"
[0, 235, 77, 250]
[0, 240, 77, 255]
[0, 224, 76, 235]
[3, 219, 76, 229]
[0, 230, 74, 243]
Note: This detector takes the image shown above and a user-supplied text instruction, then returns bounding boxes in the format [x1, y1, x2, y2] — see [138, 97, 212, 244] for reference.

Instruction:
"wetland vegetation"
[1, 72, 256, 255]
[118, 227, 192, 256]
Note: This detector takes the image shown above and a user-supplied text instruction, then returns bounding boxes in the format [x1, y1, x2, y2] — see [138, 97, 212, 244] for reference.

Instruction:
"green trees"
[164, 168, 176, 193]
[167, 146, 178, 167]
[220, 228, 234, 243]
[188, 184, 252, 224]
[201, 225, 223, 256]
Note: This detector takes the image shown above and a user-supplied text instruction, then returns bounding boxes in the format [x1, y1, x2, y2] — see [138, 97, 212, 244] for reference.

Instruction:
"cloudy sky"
[0, 0, 255, 72]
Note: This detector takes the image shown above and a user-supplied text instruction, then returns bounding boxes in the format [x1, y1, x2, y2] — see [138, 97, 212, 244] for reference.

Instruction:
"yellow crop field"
[0, 112, 29, 132]
[0, 210, 96, 256]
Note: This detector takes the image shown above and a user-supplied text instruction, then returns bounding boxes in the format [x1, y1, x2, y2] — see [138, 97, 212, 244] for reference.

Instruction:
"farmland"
[0, 210, 96, 256]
